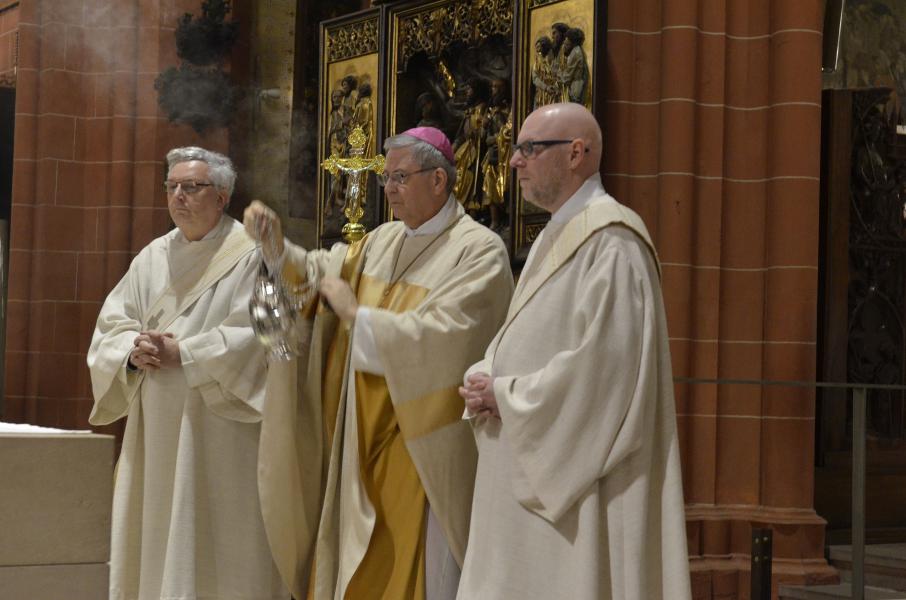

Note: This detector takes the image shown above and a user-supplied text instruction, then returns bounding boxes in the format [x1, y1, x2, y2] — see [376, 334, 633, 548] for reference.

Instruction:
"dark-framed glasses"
[513, 139, 581, 158]
[377, 167, 436, 187]
[163, 181, 214, 195]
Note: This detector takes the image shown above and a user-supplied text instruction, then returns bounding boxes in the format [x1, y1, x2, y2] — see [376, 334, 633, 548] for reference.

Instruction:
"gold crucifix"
[321, 125, 385, 242]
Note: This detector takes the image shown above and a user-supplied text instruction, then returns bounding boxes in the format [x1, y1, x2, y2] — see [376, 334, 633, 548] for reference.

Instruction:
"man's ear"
[433, 168, 448, 194]
[569, 139, 587, 168]
[218, 192, 229, 210]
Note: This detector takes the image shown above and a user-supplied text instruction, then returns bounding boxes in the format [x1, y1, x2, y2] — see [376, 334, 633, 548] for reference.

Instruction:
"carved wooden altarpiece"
[313, 0, 607, 260]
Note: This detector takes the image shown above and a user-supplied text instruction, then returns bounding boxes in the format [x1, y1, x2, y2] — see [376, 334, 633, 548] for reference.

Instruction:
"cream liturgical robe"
[87, 216, 288, 600]
[257, 200, 513, 600]
[457, 178, 692, 600]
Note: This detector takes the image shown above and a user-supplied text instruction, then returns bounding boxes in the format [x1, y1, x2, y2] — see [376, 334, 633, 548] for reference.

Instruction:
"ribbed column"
[604, 0, 835, 597]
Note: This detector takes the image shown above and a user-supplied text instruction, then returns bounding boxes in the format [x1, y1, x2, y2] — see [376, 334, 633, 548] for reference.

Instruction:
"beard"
[521, 166, 565, 212]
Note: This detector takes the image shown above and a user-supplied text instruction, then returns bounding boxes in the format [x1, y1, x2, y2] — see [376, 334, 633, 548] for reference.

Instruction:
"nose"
[170, 184, 189, 202]
[509, 150, 525, 169]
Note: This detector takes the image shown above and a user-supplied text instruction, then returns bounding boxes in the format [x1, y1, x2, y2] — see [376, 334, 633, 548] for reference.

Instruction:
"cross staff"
[321, 125, 385, 242]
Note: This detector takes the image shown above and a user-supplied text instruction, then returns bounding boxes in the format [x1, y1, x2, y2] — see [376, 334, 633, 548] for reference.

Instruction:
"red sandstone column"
[604, 0, 835, 598]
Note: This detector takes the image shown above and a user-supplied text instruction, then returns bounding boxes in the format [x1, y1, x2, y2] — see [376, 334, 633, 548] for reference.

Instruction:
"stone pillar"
[603, 0, 835, 597]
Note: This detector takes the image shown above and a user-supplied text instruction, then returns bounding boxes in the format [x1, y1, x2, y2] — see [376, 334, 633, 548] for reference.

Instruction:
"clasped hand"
[459, 372, 499, 419]
[130, 330, 180, 371]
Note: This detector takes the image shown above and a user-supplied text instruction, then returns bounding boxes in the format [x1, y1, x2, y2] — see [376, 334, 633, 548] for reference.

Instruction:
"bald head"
[511, 103, 603, 213]
[529, 103, 602, 175]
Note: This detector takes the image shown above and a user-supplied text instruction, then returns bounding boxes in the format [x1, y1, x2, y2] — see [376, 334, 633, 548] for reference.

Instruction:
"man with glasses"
[457, 103, 691, 600]
[244, 127, 513, 600]
[88, 147, 288, 600]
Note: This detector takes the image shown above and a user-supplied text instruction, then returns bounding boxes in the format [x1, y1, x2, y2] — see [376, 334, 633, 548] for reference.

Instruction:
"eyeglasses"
[377, 167, 436, 187]
[513, 139, 582, 158]
[163, 181, 214, 195]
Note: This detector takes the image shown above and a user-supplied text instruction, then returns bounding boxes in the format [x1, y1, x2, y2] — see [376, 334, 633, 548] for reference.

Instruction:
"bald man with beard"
[456, 103, 692, 600]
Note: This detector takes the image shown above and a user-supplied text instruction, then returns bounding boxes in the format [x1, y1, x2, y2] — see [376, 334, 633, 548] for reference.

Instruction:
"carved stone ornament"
[326, 17, 379, 63]
[0, 72, 14, 89]
[397, 0, 513, 71]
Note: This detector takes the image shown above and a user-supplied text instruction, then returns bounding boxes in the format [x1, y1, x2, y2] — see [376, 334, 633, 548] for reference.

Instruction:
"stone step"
[778, 582, 906, 599]
[830, 544, 906, 592]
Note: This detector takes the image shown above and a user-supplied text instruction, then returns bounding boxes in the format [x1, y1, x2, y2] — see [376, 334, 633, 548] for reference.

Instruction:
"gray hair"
[165, 146, 237, 197]
[383, 134, 457, 194]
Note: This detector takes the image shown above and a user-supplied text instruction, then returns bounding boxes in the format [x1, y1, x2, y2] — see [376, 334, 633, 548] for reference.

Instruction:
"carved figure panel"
[318, 12, 382, 247]
[513, 0, 603, 259]
[388, 0, 515, 242]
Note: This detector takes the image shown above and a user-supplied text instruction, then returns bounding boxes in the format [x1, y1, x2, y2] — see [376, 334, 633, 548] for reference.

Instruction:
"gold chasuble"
[257, 203, 514, 600]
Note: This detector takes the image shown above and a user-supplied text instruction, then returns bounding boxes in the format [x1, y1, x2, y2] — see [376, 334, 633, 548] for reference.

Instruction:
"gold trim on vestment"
[357, 272, 430, 313]
[342, 257, 432, 600]
[321, 238, 371, 447]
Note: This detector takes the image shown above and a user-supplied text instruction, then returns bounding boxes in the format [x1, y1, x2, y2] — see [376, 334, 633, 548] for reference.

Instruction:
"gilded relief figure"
[559, 27, 590, 106]
[326, 74, 373, 218]
[531, 35, 558, 109]
[326, 87, 348, 215]
[480, 78, 511, 231]
[550, 22, 569, 67]
[340, 74, 359, 117]
[351, 82, 374, 158]
[452, 77, 490, 211]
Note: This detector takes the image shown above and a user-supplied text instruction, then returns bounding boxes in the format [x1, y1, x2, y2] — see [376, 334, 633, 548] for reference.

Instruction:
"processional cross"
[321, 125, 385, 242]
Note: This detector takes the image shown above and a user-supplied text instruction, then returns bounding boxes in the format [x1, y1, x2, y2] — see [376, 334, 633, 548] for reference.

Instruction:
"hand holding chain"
[248, 215, 320, 360]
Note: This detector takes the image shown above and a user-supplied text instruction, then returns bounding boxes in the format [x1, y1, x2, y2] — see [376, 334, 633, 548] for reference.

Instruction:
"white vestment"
[457, 176, 692, 600]
[87, 216, 288, 600]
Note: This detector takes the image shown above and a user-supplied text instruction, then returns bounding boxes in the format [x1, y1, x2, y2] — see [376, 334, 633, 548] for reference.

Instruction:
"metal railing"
[674, 377, 906, 600]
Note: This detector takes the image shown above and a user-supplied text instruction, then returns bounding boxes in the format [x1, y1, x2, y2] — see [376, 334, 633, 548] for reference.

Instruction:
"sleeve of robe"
[178, 253, 269, 423]
[280, 239, 344, 284]
[87, 252, 147, 426]
[531, 62, 552, 95]
[559, 46, 583, 91]
[493, 232, 661, 523]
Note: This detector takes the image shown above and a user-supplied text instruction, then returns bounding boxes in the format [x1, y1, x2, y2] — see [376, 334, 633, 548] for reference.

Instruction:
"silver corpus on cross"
[248, 219, 320, 360]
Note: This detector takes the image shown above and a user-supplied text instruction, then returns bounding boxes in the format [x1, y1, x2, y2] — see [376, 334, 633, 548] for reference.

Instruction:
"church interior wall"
[4, 0, 230, 439]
